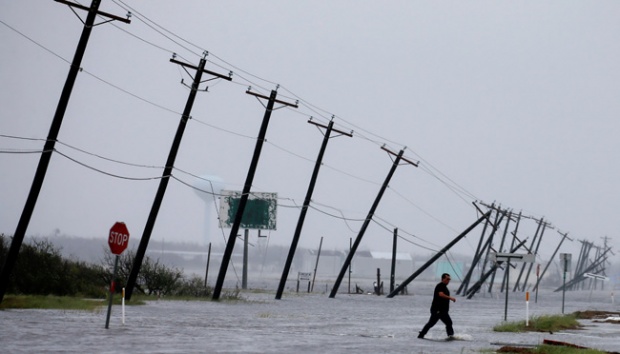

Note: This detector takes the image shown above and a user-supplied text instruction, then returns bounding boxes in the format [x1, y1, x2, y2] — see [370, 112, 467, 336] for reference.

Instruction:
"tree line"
[0, 234, 212, 299]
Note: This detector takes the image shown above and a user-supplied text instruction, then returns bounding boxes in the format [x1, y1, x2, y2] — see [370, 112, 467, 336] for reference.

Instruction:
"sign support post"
[105, 255, 119, 329]
[105, 222, 130, 329]
[505, 259, 510, 321]
[560, 253, 572, 314]
[526, 292, 530, 327]
[490, 252, 535, 321]
[535, 264, 540, 303]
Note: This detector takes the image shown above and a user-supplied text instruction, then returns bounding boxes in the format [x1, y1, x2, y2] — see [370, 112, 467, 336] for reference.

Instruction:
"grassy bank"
[492, 311, 619, 353]
[493, 314, 581, 333]
[1, 289, 244, 310]
[0, 295, 106, 311]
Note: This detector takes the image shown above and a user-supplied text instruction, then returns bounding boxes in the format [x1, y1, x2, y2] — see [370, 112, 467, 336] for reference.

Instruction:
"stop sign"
[108, 222, 130, 255]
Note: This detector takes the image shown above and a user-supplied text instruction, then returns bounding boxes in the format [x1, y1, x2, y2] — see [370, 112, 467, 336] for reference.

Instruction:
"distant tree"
[0, 234, 107, 297]
[0, 235, 211, 299]
[174, 276, 211, 297]
[101, 250, 183, 296]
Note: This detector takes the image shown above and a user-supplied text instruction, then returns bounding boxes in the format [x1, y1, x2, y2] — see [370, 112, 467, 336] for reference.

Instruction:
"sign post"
[297, 272, 311, 293]
[560, 253, 571, 314]
[490, 252, 535, 321]
[105, 222, 130, 329]
[526, 291, 530, 326]
[535, 264, 540, 303]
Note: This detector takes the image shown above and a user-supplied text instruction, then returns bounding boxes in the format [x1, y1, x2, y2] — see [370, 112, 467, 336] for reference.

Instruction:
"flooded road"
[2, 284, 619, 353]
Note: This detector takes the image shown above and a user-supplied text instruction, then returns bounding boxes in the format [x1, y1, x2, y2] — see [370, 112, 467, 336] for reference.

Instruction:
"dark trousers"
[420, 309, 454, 336]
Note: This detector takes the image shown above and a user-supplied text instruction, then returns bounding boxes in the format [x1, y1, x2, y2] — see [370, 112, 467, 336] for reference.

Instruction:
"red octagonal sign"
[109, 222, 130, 255]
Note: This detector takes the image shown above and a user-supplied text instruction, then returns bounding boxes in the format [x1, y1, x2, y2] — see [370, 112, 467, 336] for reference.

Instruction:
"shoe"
[446, 335, 455, 341]
[417, 332, 424, 339]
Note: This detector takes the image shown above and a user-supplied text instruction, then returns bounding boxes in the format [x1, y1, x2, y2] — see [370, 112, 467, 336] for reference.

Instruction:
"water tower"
[193, 174, 225, 245]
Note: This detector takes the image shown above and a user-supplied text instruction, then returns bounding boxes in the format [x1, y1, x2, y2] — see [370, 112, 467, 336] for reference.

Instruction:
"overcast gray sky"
[1, 1, 618, 263]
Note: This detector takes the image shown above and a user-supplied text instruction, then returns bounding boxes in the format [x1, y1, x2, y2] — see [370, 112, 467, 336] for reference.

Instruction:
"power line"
[54, 148, 163, 181]
[0, 19, 70, 64]
[3, 9, 481, 226]
[2, 4, 524, 253]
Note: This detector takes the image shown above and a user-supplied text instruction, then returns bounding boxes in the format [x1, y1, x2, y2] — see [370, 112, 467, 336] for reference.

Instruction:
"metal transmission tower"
[212, 88, 298, 300]
[125, 54, 232, 300]
[0, 0, 130, 303]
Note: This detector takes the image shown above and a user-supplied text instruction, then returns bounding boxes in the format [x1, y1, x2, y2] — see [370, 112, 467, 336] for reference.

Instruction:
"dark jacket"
[431, 281, 450, 312]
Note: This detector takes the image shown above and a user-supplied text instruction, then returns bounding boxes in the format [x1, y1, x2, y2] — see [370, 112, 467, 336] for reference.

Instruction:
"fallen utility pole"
[387, 210, 492, 298]
[212, 88, 298, 300]
[329, 147, 418, 298]
[532, 231, 571, 292]
[0, 0, 130, 303]
[554, 247, 612, 292]
[276, 119, 351, 300]
[512, 218, 544, 292]
[457, 204, 495, 295]
[466, 238, 528, 299]
[488, 211, 512, 293]
[500, 212, 522, 292]
[477, 210, 508, 291]
[125, 55, 231, 300]
[519, 221, 549, 291]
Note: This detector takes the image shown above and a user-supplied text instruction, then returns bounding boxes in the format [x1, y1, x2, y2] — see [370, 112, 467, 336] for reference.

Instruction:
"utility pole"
[275, 119, 352, 299]
[243, 229, 248, 289]
[554, 247, 612, 292]
[488, 211, 512, 293]
[125, 54, 231, 300]
[457, 203, 494, 295]
[513, 218, 543, 292]
[0, 0, 130, 303]
[532, 231, 571, 292]
[388, 211, 492, 298]
[521, 221, 549, 291]
[310, 237, 323, 292]
[501, 212, 521, 292]
[329, 147, 418, 298]
[348, 238, 352, 293]
[390, 228, 398, 293]
[477, 209, 507, 292]
[212, 88, 298, 300]
[466, 238, 528, 299]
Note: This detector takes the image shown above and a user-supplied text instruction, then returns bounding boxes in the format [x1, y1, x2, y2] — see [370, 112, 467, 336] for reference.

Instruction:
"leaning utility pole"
[532, 231, 571, 292]
[477, 209, 507, 289]
[488, 211, 512, 293]
[0, 0, 130, 303]
[520, 221, 549, 291]
[512, 218, 544, 292]
[554, 246, 612, 292]
[212, 88, 298, 300]
[500, 212, 521, 293]
[388, 211, 492, 298]
[457, 204, 494, 295]
[466, 237, 528, 299]
[125, 54, 232, 300]
[329, 147, 418, 298]
[275, 119, 352, 300]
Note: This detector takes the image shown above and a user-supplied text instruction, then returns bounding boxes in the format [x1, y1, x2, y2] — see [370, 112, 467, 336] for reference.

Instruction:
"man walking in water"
[418, 273, 456, 339]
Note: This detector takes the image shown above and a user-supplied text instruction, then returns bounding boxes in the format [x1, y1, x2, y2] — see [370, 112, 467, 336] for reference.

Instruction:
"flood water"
[1, 282, 619, 353]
